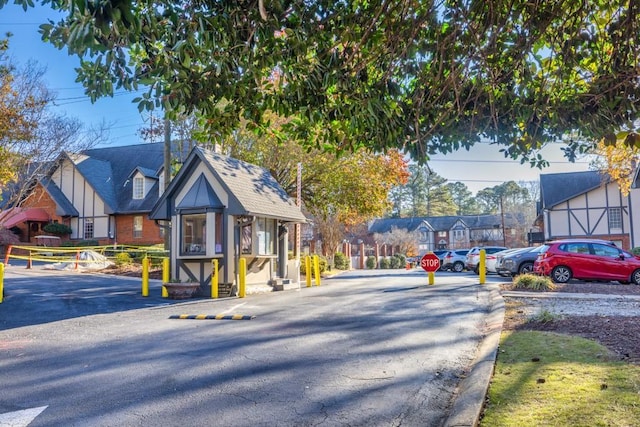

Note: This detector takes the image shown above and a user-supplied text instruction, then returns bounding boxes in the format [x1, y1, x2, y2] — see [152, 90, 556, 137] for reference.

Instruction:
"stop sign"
[420, 252, 440, 272]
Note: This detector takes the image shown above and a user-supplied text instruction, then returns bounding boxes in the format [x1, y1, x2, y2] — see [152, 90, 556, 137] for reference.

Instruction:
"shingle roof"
[540, 170, 606, 209]
[41, 177, 79, 217]
[151, 147, 307, 223]
[369, 213, 522, 234]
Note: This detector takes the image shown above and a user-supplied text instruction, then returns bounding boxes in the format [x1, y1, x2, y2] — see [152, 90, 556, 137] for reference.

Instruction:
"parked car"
[441, 249, 470, 272]
[465, 246, 508, 273]
[485, 248, 524, 274]
[432, 249, 449, 270]
[533, 239, 640, 284]
[496, 246, 545, 277]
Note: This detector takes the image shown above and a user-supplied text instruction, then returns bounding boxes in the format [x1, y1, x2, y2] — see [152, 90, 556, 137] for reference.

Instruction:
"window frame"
[608, 207, 622, 230]
[180, 213, 207, 256]
[133, 215, 143, 238]
[133, 176, 145, 200]
[84, 218, 94, 239]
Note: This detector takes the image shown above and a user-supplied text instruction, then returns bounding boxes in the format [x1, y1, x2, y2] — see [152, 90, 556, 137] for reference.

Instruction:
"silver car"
[441, 249, 470, 272]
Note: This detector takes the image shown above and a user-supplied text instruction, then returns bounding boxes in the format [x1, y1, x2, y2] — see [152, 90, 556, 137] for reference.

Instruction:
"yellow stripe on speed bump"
[169, 314, 255, 320]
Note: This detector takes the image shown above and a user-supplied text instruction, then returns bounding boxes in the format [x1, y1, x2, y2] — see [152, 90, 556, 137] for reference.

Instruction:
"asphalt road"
[0, 266, 502, 426]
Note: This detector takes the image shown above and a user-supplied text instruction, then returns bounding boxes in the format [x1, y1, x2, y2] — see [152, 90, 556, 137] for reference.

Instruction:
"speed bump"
[169, 314, 255, 320]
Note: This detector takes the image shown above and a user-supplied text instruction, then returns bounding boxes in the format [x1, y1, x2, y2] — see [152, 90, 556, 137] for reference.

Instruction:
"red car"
[533, 239, 640, 284]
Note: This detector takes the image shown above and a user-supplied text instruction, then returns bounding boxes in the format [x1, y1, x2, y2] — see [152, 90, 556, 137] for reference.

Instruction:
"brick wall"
[17, 183, 71, 243]
[115, 214, 164, 245]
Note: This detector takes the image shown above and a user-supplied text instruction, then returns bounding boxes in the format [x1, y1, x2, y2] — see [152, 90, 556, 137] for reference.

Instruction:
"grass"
[481, 331, 640, 426]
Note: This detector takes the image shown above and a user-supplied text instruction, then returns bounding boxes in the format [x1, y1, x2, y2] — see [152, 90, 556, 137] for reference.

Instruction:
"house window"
[609, 207, 622, 229]
[438, 231, 446, 237]
[453, 229, 464, 239]
[133, 216, 143, 238]
[181, 213, 206, 254]
[133, 177, 144, 200]
[84, 218, 94, 239]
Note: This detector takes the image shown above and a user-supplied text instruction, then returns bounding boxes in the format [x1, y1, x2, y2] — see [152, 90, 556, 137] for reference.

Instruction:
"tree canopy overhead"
[5, 0, 639, 164]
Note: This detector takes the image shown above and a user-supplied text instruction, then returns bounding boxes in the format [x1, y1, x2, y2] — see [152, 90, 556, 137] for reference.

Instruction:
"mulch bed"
[502, 281, 640, 365]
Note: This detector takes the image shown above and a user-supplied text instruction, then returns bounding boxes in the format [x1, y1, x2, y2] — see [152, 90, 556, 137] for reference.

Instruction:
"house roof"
[41, 177, 79, 217]
[55, 143, 175, 215]
[369, 213, 522, 234]
[151, 147, 307, 223]
[540, 170, 606, 209]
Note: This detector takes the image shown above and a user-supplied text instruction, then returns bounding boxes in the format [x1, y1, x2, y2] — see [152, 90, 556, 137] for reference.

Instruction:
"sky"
[1, 4, 593, 194]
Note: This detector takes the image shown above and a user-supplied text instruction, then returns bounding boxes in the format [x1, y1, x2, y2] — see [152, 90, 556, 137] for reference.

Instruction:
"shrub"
[43, 223, 72, 236]
[513, 273, 556, 291]
[366, 256, 377, 269]
[379, 257, 391, 269]
[61, 240, 99, 247]
[299, 255, 329, 275]
[389, 253, 406, 269]
[0, 228, 21, 246]
[115, 252, 132, 266]
[333, 252, 349, 270]
[632, 247, 640, 256]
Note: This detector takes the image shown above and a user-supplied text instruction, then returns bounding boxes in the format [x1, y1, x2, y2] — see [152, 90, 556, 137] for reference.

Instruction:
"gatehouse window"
[182, 213, 206, 255]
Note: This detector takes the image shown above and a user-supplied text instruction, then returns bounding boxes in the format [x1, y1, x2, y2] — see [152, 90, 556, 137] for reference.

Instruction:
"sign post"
[420, 252, 440, 285]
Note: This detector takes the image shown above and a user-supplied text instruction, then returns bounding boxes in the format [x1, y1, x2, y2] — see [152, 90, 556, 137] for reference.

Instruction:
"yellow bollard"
[428, 271, 435, 285]
[0, 262, 4, 303]
[142, 256, 149, 297]
[211, 259, 219, 299]
[161, 257, 169, 298]
[239, 257, 246, 298]
[479, 249, 486, 284]
[305, 256, 312, 287]
[313, 255, 321, 286]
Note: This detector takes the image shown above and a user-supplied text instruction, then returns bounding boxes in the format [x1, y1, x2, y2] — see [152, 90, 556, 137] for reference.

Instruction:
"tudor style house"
[537, 170, 640, 250]
[368, 213, 526, 255]
[0, 143, 172, 245]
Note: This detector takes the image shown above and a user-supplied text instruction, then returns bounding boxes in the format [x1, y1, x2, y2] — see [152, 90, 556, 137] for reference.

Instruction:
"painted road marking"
[0, 406, 47, 426]
[169, 314, 255, 320]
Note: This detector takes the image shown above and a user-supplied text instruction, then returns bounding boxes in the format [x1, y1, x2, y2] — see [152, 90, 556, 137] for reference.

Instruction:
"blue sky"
[1, 3, 592, 193]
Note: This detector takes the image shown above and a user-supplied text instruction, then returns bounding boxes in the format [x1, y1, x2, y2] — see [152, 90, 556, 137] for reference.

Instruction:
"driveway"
[0, 266, 501, 426]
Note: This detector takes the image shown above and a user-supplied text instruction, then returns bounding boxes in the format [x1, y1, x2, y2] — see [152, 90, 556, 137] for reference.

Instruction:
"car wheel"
[518, 262, 534, 275]
[453, 261, 464, 272]
[473, 265, 479, 274]
[631, 269, 640, 285]
[551, 266, 572, 283]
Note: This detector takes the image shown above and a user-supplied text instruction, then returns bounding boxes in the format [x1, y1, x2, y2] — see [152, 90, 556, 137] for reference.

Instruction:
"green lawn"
[481, 331, 640, 426]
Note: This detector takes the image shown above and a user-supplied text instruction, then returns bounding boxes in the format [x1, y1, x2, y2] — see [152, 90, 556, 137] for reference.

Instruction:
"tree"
[590, 136, 640, 196]
[7, 1, 640, 165]
[0, 39, 105, 206]
[446, 182, 480, 215]
[373, 227, 418, 257]
[219, 115, 409, 263]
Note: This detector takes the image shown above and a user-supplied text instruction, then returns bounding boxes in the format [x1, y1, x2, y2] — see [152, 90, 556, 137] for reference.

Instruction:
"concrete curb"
[445, 283, 505, 427]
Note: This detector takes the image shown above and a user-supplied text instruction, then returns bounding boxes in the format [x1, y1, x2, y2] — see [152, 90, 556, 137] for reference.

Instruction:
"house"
[150, 146, 307, 294]
[1, 143, 172, 245]
[538, 170, 640, 250]
[368, 213, 525, 255]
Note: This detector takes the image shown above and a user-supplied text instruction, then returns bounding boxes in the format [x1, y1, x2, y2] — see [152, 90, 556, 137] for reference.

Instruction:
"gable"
[540, 171, 606, 209]
[176, 174, 223, 209]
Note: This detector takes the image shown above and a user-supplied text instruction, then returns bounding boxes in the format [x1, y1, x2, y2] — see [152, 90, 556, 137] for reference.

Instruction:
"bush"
[334, 252, 349, 270]
[366, 256, 377, 269]
[513, 273, 556, 291]
[379, 257, 391, 269]
[299, 255, 329, 275]
[115, 252, 132, 266]
[61, 240, 99, 247]
[43, 223, 72, 236]
[389, 253, 406, 269]
[632, 247, 640, 256]
[0, 228, 21, 246]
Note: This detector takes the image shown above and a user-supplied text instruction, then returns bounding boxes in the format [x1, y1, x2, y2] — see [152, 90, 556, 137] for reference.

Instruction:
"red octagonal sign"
[420, 253, 440, 272]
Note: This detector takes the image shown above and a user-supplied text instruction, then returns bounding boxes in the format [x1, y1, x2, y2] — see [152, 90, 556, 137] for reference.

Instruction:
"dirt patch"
[502, 281, 640, 365]
[97, 264, 163, 280]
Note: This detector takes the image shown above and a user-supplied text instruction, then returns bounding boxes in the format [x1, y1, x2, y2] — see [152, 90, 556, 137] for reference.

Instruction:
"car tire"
[453, 261, 464, 272]
[631, 269, 640, 286]
[473, 265, 479, 274]
[551, 266, 572, 283]
[518, 262, 534, 275]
